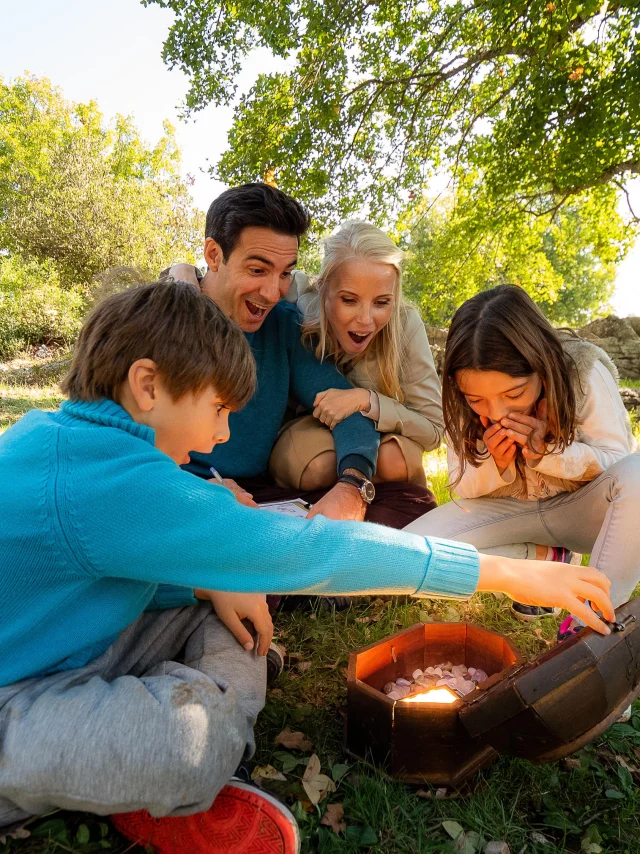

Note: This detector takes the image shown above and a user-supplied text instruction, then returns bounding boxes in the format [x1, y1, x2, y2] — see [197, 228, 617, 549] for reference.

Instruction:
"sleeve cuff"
[416, 537, 480, 599]
[497, 460, 516, 484]
[362, 390, 380, 422]
[339, 453, 374, 481]
[146, 584, 198, 610]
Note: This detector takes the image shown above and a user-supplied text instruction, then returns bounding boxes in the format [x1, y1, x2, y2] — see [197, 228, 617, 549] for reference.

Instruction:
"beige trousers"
[268, 415, 427, 488]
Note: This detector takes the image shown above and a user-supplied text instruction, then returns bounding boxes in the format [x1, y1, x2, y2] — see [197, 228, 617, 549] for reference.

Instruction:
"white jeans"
[405, 454, 640, 607]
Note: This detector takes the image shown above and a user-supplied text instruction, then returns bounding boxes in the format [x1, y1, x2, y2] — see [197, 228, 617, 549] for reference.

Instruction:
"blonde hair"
[302, 221, 408, 401]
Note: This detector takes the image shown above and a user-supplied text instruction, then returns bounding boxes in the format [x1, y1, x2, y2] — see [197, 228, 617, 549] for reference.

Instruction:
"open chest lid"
[459, 597, 640, 763]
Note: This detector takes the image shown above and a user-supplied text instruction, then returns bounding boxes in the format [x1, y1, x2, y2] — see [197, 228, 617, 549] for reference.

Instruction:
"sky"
[1, 0, 637, 316]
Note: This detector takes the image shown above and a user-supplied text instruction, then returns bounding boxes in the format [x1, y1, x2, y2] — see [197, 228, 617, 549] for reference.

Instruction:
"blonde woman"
[270, 221, 443, 490]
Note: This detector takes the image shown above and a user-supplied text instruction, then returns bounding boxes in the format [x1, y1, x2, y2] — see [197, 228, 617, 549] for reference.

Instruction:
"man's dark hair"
[205, 183, 311, 260]
[61, 281, 256, 408]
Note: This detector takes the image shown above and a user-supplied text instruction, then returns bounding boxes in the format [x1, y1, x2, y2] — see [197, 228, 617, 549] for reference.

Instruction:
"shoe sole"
[112, 781, 301, 854]
[267, 643, 285, 684]
[512, 607, 560, 622]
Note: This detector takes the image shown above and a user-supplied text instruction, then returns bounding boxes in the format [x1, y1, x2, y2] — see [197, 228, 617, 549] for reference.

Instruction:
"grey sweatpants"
[405, 454, 640, 607]
[0, 603, 266, 828]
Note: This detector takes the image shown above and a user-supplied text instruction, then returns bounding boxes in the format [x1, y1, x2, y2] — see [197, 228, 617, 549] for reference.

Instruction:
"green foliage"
[401, 181, 632, 326]
[147, 0, 640, 229]
[0, 258, 84, 359]
[0, 75, 203, 291]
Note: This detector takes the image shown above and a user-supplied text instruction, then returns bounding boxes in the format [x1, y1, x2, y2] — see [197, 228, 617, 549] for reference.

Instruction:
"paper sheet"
[259, 498, 311, 518]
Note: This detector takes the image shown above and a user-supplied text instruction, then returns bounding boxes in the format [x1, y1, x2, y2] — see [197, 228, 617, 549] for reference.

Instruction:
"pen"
[209, 466, 225, 485]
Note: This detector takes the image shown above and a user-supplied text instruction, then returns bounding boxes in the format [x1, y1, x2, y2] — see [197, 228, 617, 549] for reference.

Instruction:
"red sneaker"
[111, 781, 300, 853]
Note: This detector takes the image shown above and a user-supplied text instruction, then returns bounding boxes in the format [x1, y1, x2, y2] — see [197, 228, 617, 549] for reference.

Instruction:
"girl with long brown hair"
[404, 285, 639, 637]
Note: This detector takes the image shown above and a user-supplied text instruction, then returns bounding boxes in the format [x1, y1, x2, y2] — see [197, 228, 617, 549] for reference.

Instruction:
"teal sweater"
[0, 399, 479, 688]
[184, 301, 378, 480]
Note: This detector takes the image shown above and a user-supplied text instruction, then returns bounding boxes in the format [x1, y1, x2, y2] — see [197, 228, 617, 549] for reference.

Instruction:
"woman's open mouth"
[246, 300, 268, 319]
[347, 331, 372, 346]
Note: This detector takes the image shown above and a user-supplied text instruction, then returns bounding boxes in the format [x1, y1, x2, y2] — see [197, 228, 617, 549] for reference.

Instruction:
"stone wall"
[577, 316, 640, 381]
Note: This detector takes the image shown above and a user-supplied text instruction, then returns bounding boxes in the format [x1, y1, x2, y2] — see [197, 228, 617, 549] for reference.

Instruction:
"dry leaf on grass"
[251, 764, 287, 782]
[297, 661, 312, 672]
[302, 753, 336, 805]
[530, 831, 551, 845]
[320, 803, 346, 834]
[417, 787, 457, 799]
[0, 826, 30, 845]
[533, 628, 553, 647]
[275, 728, 313, 752]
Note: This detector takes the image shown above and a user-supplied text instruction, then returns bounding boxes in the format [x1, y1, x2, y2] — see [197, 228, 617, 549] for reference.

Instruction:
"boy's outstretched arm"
[69, 455, 614, 635]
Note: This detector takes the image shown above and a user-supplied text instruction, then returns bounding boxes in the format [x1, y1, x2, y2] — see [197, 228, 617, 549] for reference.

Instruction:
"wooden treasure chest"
[345, 597, 640, 786]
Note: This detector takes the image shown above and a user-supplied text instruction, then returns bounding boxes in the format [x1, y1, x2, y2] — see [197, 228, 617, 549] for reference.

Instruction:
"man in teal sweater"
[174, 183, 436, 529]
[0, 281, 613, 854]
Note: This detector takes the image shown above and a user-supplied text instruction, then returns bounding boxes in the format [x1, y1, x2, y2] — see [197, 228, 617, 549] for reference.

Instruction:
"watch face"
[363, 481, 376, 502]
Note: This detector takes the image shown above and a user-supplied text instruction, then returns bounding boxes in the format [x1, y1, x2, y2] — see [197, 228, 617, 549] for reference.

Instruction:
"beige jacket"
[286, 272, 444, 452]
[450, 337, 638, 501]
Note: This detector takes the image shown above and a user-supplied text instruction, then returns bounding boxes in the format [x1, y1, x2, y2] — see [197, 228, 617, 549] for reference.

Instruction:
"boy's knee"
[148, 680, 249, 815]
[300, 450, 337, 491]
[376, 441, 409, 483]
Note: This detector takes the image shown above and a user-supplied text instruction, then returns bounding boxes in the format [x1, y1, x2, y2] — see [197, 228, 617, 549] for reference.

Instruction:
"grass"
[1, 369, 640, 853]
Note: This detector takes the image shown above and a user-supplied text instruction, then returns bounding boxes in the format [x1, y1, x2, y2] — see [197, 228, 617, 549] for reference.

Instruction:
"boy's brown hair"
[61, 281, 256, 408]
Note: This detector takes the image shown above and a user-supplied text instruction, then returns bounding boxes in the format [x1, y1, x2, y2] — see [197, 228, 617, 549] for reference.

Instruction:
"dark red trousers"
[235, 476, 437, 530]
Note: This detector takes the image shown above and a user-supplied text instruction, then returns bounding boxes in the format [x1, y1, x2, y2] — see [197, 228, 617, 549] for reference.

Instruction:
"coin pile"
[382, 662, 489, 700]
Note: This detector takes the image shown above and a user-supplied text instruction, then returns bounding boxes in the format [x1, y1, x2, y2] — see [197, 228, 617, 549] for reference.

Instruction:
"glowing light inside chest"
[401, 687, 458, 704]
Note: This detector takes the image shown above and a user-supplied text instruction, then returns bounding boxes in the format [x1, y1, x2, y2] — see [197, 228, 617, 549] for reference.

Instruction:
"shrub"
[0, 258, 85, 359]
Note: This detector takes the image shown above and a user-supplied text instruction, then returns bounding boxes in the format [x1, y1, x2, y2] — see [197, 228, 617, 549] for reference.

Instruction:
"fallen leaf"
[562, 757, 582, 771]
[0, 826, 30, 845]
[331, 762, 351, 782]
[615, 754, 639, 773]
[530, 830, 551, 845]
[303, 753, 322, 780]
[302, 753, 336, 805]
[417, 787, 456, 799]
[485, 843, 510, 854]
[582, 826, 603, 854]
[274, 750, 303, 773]
[443, 820, 465, 840]
[533, 628, 553, 647]
[303, 774, 336, 805]
[458, 831, 483, 853]
[251, 764, 286, 782]
[321, 803, 346, 834]
[356, 616, 372, 624]
[346, 825, 378, 845]
[297, 661, 312, 672]
[275, 728, 313, 752]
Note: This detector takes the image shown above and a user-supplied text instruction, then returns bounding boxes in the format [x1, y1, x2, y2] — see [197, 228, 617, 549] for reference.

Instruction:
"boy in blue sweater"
[0, 280, 613, 854]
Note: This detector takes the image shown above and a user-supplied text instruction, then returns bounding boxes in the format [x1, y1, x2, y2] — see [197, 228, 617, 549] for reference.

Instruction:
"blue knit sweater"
[0, 399, 479, 687]
[184, 301, 378, 480]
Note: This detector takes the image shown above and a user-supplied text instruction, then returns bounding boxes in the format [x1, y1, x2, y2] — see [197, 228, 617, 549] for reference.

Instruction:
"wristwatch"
[338, 472, 376, 504]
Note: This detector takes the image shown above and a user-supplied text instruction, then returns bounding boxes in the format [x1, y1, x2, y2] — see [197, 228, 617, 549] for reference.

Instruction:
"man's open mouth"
[246, 300, 268, 319]
[348, 331, 372, 345]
